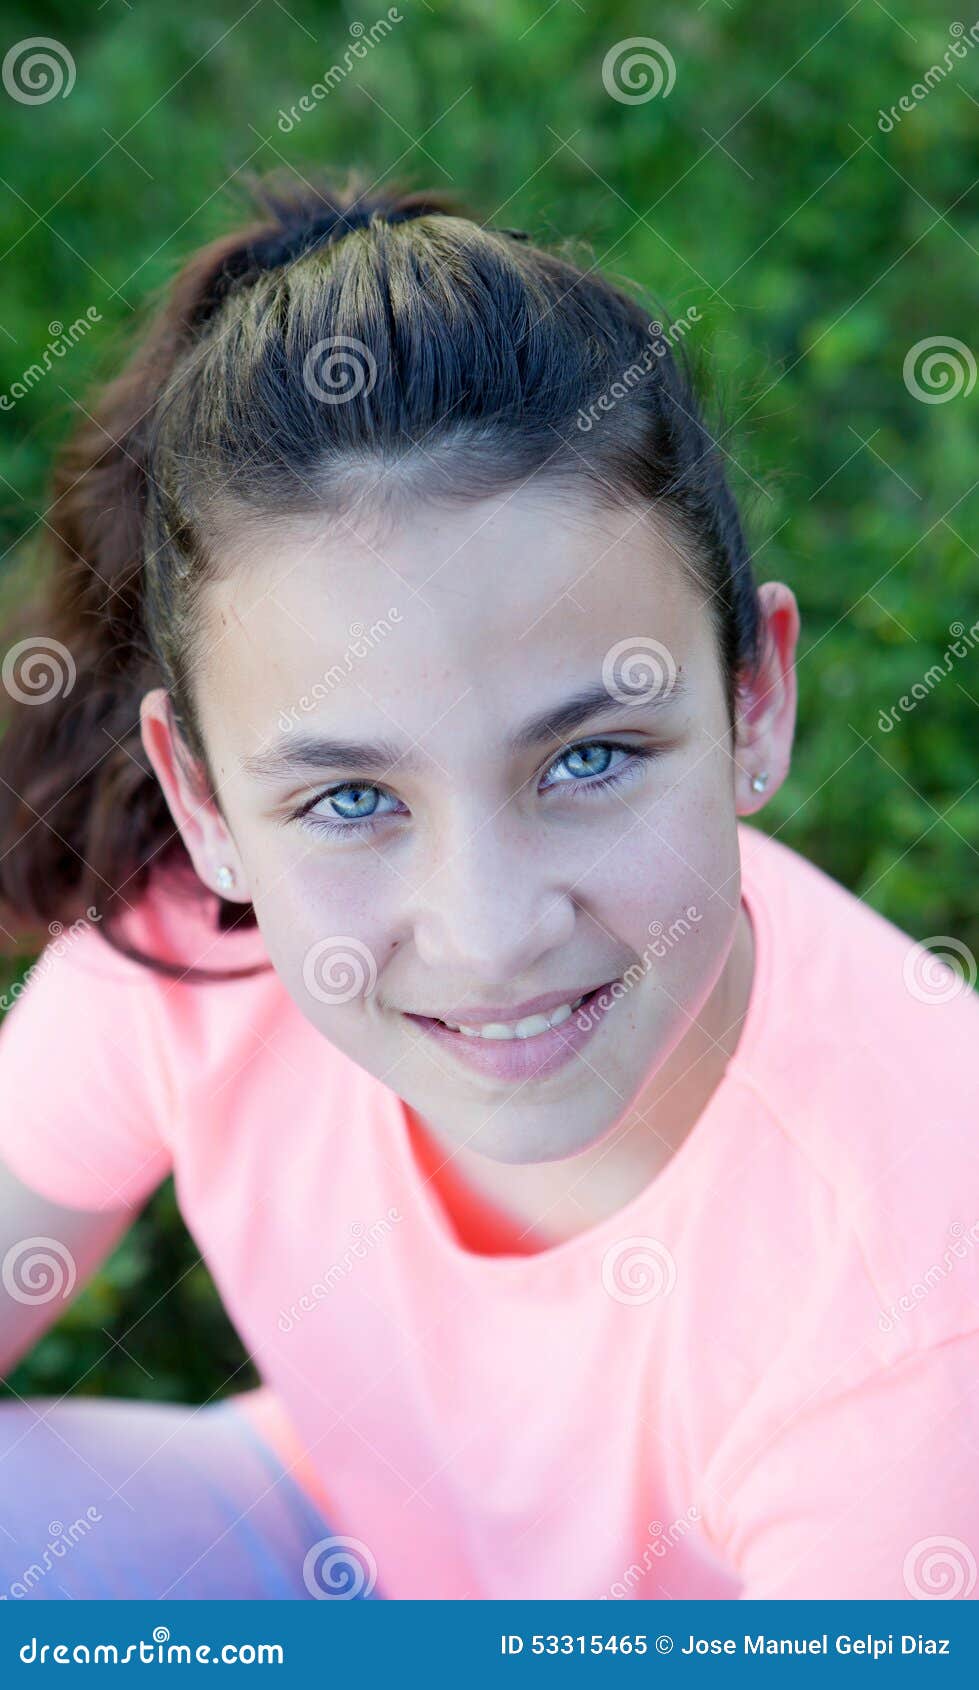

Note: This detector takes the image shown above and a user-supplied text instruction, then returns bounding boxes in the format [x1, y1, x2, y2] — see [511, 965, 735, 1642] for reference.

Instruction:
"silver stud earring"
[215, 864, 236, 892]
[750, 771, 770, 794]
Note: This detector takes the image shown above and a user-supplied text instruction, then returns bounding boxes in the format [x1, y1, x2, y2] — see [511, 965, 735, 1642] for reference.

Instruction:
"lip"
[409, 982, 615, 1026]
[401, 977, 623, 1085]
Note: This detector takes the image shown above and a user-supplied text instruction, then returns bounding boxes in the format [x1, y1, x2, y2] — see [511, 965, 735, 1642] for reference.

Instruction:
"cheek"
[250, 845, 393, 1014]
[643, 818, 741, 1009]
[584, 764, 740, 996]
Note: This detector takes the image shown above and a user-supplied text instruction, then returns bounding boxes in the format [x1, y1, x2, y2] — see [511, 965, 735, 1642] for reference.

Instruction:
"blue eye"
[322, 784, 382, 821]
[291, 740, 657, 840]
[293, 781, 404, 839]
[541, 740, 657, 806]
[545, 741, 629, 787]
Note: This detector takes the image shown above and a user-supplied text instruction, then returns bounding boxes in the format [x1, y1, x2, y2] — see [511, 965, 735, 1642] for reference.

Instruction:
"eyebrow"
[243, 671, 688, 784]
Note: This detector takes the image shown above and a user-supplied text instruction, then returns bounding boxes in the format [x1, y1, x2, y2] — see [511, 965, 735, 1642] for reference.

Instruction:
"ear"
[139, 687, 250, 901]
[732, 580, 800, 816]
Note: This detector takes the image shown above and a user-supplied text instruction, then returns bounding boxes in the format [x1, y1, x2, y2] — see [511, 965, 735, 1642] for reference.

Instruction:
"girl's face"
[142, 487, 797, 1164]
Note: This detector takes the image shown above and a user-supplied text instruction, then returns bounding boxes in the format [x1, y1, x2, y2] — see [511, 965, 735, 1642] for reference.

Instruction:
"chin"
[452, 1107, 616, 1167]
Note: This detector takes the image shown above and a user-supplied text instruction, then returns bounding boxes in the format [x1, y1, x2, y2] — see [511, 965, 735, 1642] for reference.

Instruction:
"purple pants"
[0, 1394, 381, 1600]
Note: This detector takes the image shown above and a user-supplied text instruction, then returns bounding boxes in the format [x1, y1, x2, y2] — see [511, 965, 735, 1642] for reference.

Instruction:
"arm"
[0, 914, 176, 1384]
[0, 1149, 138, 1380]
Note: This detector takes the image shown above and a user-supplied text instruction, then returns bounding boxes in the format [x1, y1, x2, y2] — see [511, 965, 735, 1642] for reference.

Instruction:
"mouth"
[401, 977, 623, 1084]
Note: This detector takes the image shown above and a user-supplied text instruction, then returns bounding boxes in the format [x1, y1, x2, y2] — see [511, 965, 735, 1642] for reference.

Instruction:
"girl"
[0, 166, 977, 1604]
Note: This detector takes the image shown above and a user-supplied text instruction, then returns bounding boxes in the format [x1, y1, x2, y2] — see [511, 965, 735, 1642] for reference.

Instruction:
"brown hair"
[0, 163, 763, 982]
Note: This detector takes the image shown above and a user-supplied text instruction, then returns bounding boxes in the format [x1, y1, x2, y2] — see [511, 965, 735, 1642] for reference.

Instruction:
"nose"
[409, 808, 575, 986]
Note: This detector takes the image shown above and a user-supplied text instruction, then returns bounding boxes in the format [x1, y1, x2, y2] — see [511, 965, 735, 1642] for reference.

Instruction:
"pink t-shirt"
[2, 821, 979, 1601]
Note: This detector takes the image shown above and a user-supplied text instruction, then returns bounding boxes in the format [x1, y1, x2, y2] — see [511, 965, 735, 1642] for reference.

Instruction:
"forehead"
[196, 488, 706, 765]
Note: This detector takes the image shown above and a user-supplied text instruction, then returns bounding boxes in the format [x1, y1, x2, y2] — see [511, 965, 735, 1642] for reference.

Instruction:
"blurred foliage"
[2, 1175, 259, 1403]
[0, 0, 976, 1399]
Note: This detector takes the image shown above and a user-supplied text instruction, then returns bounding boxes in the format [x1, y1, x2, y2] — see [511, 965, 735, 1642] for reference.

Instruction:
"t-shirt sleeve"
[0, 921, 174, 1212]
[725, 1329, 979, 1599]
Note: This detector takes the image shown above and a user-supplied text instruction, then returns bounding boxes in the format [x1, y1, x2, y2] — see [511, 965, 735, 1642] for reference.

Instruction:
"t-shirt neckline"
[392, 822, 774, 1272]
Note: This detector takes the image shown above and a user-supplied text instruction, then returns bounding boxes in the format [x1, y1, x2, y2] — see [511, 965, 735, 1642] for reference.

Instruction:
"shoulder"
[8, 859, 269, 994]
[736, 822, 979, 1357]
[108, 858, 270, 978]
[2, 861, 280, 1087]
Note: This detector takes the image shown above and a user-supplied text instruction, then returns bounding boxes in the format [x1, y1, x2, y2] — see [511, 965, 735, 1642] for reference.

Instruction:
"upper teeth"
[442, 995, 586, 1040]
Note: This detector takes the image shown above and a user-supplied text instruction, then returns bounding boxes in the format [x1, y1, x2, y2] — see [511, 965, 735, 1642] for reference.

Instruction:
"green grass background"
[0, 0, 976, 1403]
